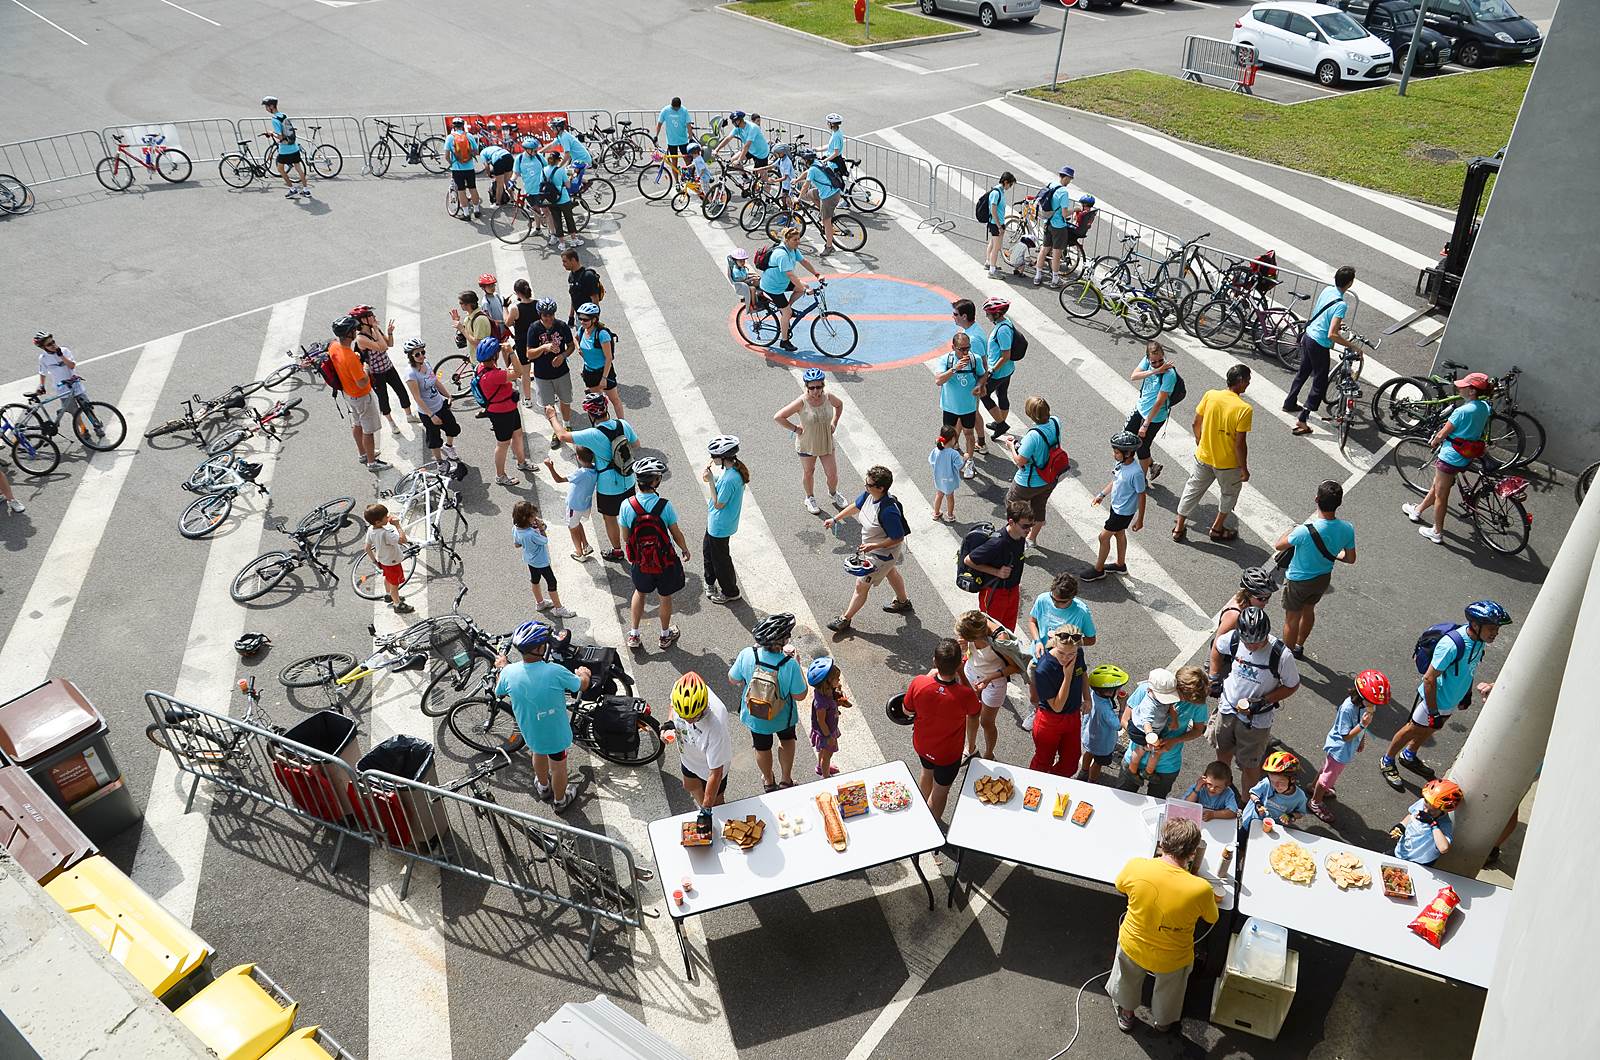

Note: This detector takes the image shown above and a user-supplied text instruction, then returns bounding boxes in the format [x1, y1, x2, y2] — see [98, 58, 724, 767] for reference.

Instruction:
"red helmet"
[478, 273, 497, 286]
[1354, 669, 1391, 707]
[982, 297, 1011, 316]
[1454, 372, 1492, 392]
[348, 304, 375, 319]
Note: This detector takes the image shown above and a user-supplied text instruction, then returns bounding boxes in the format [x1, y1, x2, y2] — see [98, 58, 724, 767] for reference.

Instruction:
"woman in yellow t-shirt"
[1108, 818, 1219, 1033]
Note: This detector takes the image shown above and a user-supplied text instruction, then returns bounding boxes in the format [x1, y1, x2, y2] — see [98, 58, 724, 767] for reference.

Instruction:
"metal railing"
[1181, 36, 1260, 94]
[145, 691, 645, 959]
[0, 129, 106, 186]
[235, 115, 367, 172]
[101, 118, 241, 166]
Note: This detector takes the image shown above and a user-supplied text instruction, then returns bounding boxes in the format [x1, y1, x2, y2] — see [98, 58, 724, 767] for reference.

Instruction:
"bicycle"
[95, 132, 193, 191]
[219, 135, 307, 189]
[1193, 282, 1309, 365]
[834, 160, 885, 213]
[145, 379, 273, 447]
[762, 199, 867, 252]
[670, 174, 731, 221]
[365, 119, 448, 177]
[1321, 333, 1379, 455]
[0, 173, 35, 216]
[145, 676, 295, 769]
[178, 451, 270, 539]
[1057, 263, 1166, 340]
[264, 344, 327, 391]
[277, 620, 450, 709]
[636, 149, 681, 201]
[0, 404, 60, 476]
[230, 497, 357, 603]
[1371, 362, 1542, 469]
[17, 376, 126, 453]
[1391, 442, 1532, 556]
[735, 280, 859, 358]
[580, 115, 657, 175]
[350, 464, 468, 599]
[201, 396, 303, 456]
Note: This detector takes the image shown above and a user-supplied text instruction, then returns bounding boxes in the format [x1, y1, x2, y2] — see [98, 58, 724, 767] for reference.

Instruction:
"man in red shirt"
[904, 638, 980, 819]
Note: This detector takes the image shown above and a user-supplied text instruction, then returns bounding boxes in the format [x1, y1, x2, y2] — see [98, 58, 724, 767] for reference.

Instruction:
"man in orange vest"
[329, 315, 389, 471]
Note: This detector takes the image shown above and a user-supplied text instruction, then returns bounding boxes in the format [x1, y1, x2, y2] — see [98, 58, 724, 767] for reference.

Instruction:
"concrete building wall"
[1435, 0, 1600, 473]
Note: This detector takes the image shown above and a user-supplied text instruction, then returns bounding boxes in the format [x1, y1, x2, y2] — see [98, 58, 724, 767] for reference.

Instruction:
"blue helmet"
[806, 656, 837, 688]
[1464, 600, 1512, 626]
[512, 620, 552, 651]
[845, 555, 875, 578]
[475, 337, 501, 362]
[520, 136, 540, 151]
[729, 110, 746, 121]
[1079, 193, 1096, 206]
[802, 367, 826, 383]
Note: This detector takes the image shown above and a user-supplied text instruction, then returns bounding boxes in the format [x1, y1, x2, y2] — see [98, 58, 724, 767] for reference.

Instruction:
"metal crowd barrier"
[144, 691, 644, 959]
[235, 115, 368, 172]
[774, 115, 935, 209]
[1181, 36, 1260, 95]
[101, 118, 241, 166]
[0, 129, 106, 186]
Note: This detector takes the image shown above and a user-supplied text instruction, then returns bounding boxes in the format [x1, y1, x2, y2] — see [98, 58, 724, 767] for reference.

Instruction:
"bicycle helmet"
[672, 672, 711, 720]
[403, 338, 427, 358]
[1422, 778, 1463, 812]
[885, 692, 913, 726]
[1110, 430, 1140, 453]
[728, 247, 749, 263]
[581, 393, 608, 419]
[707, 435, 740, 457]
[478, 273, 497, 287]
[729, 110, 747, 121]
[1239, 566, 1276, 599]
[844, 555, 875, 578]
[825, 113, 843, 125]
[535, 297, 558, 314]
[631, 456, 666, 478]
[752, 611, 797, 646]
[807, 656, 837, 688]
[234, 632, 270, 657]
[331, 315, 358, 338]
[474, 337, 502, 362]
[1237, 605, 1271, 642]
[982, 298, 1012, 317]
[31, 330, 52, 346]
[521, 136, 540, 151]
[576, 301, 601, 319]
[1455, 372, 1492, 392]
[1354, 669, 1392, 707]
[261, 96, 278, 106]
[1058, 165, 1075, 178]
[1088, 664, 1130, 690]
[450, 117, 465, 129]
[1465, 600, 1512, 626]
[1079, 193, 1096, 207]
[1262, 750, 1299, 775]
[685, 142, 703, 156]
[802, 367, 826, 384]
[772, 143, 790, 157]
[549, 116, 567, 130]
[798, 148, 817, 163]
[348, 304, 375, 319]
[512, 620, 553, 651]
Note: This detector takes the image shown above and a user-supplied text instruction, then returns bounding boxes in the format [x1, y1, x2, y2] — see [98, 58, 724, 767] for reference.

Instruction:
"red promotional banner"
[444, 111, 569, 152]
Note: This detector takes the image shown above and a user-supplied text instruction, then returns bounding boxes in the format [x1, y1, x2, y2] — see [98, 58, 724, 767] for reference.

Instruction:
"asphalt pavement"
[0, 4, 1569, 1060]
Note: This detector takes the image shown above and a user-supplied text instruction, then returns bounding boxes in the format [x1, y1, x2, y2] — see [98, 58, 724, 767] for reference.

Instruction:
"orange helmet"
[1354, 669, 1391, 707]
[1422, 779, 1462, 812]
[1262, 750, 1298, 775]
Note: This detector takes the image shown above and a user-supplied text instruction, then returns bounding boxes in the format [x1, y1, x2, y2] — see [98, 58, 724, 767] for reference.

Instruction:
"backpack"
[1035, 184, 1062, 212]
[574, 266, 607, 303]
[593, 696, 643, 757]
[956, 522, 1000, 593]
[1414, 624, 1469, 677]
[1250, 249, 1279, 293]
[996, 320, 1028, 363]
[317, 344, 345, 394]
[974, 186, 994, 224]
[1222, 631, 1287, 682]
[752, 244, 776, 270]
[1028, 417, 1071, 484]
[743, 651, 787, 722]
[624, 496, 673, 575]
[1167, 369, 1187, 409]
[454, 308, 486, 349]
[450, 131, 473, 163]
[878, 493, 911, 538]
[597, 420, 633, 473]
[276, 113, 297, 146]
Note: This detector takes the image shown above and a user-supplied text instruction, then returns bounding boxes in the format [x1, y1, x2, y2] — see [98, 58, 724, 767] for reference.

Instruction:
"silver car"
[919, 0, 1043, 27]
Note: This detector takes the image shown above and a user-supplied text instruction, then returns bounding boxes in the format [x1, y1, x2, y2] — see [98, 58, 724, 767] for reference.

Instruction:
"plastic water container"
[1234, 917, 1288, 981]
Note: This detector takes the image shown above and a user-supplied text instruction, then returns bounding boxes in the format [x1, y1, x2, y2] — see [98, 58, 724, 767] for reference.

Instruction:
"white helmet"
[707, 435, 740, 457]
[632, 456, 667, 478]
[825, 113, 843, 125]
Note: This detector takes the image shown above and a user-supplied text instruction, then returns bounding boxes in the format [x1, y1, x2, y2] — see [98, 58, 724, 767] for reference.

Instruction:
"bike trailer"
[592, 696, 645, 757]
[175, 963, 297, 1060]
[348, 735, 443, 850]
[272, 711, 361, 822]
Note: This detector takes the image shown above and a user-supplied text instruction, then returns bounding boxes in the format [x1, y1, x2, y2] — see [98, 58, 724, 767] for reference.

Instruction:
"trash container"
[175, 963, 297, 1060]
[0, 679, 142, 843]
[272, 710, 360, 822]
[44, 853, 213, 1006]
[350, 735, 443, 850]
[0, 764, 97, 884]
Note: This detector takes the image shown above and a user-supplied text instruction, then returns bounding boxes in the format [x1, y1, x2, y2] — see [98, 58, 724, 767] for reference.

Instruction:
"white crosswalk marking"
[1319, 175, 1453, 232]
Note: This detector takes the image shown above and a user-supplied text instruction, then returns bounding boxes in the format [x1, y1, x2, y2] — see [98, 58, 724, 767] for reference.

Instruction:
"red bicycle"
[96, 132, 193, 191]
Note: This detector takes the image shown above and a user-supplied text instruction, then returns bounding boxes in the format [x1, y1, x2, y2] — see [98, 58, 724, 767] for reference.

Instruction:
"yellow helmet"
[672, 672, 710, 721]
[1262, 750, 1299, 775]
[1088, 664, 1129, 690]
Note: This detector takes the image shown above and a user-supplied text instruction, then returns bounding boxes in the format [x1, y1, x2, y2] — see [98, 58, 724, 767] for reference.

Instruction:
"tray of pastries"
[974, 775, 1015, 805]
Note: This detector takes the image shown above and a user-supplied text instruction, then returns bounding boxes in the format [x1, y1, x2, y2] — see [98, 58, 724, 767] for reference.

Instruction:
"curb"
[715, 4, 979, 53]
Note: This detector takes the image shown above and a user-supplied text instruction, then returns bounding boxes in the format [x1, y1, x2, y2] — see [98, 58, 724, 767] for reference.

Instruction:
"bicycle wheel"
[670, 188, 691, 214]
[1370, 377, 1435, 436]
[1391, 438, 1436, 496]
[9, 424, 59, 476]
[845, 176, 886, 213]
[230, 552, 295, 602]
[154, 148, 192, 182]
[0, 174, 35, 215]
[1058, 278, 1102, 320]
[626, 130, 657, 165]
[418, 136, 448, 174]
[179, 492, 234, 539]
[72, 401, 126, 451]
[351, 548, 416, 600]
[1268, 314, 1306, 369]
[1507, 410, 1545, 468]
[421, 654, 490, 716]
[735, 305, 781, 348]
[1471, 488, 1530, 556]
[275, 653, 356, 689]
[146, 722, 232, 766]
[811, 312, 860, 359]
[701, 183, 730, 221]
[1120, 296, 1165, 340]
[637, 163, 674, 201]
[738, 197, 770, 234]
[490, 201, 535, 244]
[598, 139, 632, 176]
[579, 177, 615, 214]
[830, 213, 867, 252]
[766, 212, 806, 243]
[1088, 256, 1132, 291]
[218, 154, 256, 188]
[185, 452, 240, 491]
[579, 708, 665, 766]
[1338, 402, 1353, 453]
[296, 496, 356, 537]
[308, 144, 342, 179]
[1483, 412, 1525, 473]
[447, 696, 519, 754]
[434, 354, 473, 402]
[262, 363, 297, 390]
[1195, 300, 1245, 349]
[366, 139, 392, 176]
[96, 157, 133, 192]
[1176, 289, 1209, 336]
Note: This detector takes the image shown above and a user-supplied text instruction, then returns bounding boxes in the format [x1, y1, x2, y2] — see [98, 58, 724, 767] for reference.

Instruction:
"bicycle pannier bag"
[744, 653, 785, 722]
[624, 497, 673, 576]
[594, 696, 642, 756]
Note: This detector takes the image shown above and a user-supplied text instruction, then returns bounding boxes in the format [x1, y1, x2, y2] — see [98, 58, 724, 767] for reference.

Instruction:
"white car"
[1232, 1, 1395, 86]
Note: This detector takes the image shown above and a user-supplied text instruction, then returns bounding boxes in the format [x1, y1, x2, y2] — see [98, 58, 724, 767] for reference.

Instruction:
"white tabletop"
[646, 761, 944, 919]
[945, 760, 1236, 907]
[1236, 821, 1511, 987]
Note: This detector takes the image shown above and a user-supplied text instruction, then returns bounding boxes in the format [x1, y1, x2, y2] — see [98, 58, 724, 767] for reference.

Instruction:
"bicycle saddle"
[160, 707, 202, 725]
[236, 140, 252, 148]
[617, 119, 633, 127]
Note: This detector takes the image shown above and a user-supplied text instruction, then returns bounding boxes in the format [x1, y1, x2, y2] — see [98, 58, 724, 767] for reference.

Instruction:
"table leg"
[909, 854, 934, 911]
[945, 847, 964, 909]
[674, 917, 696, 984]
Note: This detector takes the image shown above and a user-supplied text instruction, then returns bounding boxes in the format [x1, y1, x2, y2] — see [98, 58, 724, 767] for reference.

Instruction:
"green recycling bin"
[0, 679, 142, 843]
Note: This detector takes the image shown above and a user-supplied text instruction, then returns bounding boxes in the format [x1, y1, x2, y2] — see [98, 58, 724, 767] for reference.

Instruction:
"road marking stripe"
[7, 0, 88, 45]
[156, 0, 222, 27]
[1319, 176, 1454, 233]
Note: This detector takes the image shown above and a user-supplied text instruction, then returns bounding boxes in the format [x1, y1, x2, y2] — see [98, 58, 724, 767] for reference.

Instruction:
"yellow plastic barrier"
[176, 964, 297, 1060]
[262, 1026, 354, 1060]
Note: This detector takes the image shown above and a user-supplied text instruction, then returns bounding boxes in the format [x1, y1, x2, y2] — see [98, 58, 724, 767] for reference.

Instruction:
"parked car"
[918, 0, 1042, 25]
[1321, 0, 1453, 71]
[1415, 0, 1541, 67]
[1232, 1, 1395, 87]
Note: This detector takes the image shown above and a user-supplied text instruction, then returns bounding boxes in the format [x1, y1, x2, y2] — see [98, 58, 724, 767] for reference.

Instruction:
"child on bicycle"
[727, 248, 758, 313]
[512, 500, 574, 618]
[32, 331, 83, 416]
[362, 502, 414, 614]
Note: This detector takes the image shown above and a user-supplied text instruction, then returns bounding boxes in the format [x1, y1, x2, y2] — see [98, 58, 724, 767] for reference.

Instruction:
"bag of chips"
[1407, 884, 1460, 948]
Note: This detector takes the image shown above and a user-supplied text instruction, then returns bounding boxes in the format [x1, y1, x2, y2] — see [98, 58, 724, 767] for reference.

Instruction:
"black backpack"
[598, 420, 633, 474]
[1168, 369, 1187, 409]
[956, 522, 1000, 593]
[996, 320, 1028, 363]
[594, 696, 643, 756]
[1220, 631, 1287, 682]
[275, 113, 297, 146]
[974, 186, 995, 224]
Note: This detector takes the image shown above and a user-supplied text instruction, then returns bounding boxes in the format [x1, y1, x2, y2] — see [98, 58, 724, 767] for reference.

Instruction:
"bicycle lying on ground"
[145, 378, 274, 448]
[1391, 443, 1532, 556]
[736, 280, 859, 358]
[1370, 361, 1542, 470]
[0, 173, 34, 216]
[145, 676, 298, 768]
[230, 497, 357, 603]
[179, 450, 270, 539]
[366, 119, 447, 176]
[350, 463, 468, 599]
[96, 132, 192, 191]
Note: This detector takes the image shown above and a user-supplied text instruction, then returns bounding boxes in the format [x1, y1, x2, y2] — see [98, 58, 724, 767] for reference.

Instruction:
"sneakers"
[572, 549, 593, 562]
[1032, 272, 1045, 287]
[442, 444, 458, 460]
[1418, 525, 1444, 544]
[987, 266, 999, 278]
[284, 187, 299, 199]
[495, 475, 519, 486]
[1021, 707, 1036, 732]
[546, 236, 561, 249]
[805, 495, 822, 515]
[549, 434, 562, 450]
[973, 435, 987, 453]
[883, 598, 914, 615]
[552, 790, 577, 812]
[1081, 567, 1109, 583]
[5, 500, 23, 515]
[659, 625, 681, 649]
[366, 458, 391, 471]
[960, 461, 975, 480]
[534, 783, 553, 803]
[708, 590, 734, 605]
[536, 600, 554, 612]
[567, 237, 585, 248]
[1106, 563, 1128, 575]
[1402, 502, 1424, 524]
[549, 605, 577, 618]
[777, 340, 798, 352]
[600, 548, 625, 562]
[625, 629, 643, 649]
[1148, 462, 1163, 482]
[1115, 1004, 1135, 1033]
[1289, 644, 1306, 660]
[1378, 756, 1406, 791]
[826, 616, 852, 633]
[392, 600, 415, 614]
[522, 398, 534, 409]
[830, 492, 848, 508]
[1399, 751, 1436, 779]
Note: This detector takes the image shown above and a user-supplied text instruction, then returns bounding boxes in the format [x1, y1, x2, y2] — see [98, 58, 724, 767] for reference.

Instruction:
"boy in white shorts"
[544, 446, 598, 560]
[956, 609, 1022, 761]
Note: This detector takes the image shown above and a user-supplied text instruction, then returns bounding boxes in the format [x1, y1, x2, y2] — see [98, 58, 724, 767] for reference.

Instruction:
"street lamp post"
[1052, 0, 1078, 91]
[1397, 0, 1431, 97]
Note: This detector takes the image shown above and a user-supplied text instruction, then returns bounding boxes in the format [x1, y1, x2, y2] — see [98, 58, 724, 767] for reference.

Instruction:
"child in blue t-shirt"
[1392, 780, 1460, 865]
[1084, 432, 1147, 582]
[544, 447, 597, 561]
[727, 248, 757, 312]
[1240, 751, 1309, 831]
[511, 500, 573, 617]
[1184, 761, 1242, 821]
[1079, 666, 1128, 783]
[930, 425, 962, 522]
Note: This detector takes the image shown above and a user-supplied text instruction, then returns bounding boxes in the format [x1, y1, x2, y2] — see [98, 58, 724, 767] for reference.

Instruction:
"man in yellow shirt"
[1109, 818, 1219, 1033]
[1174, 364, 1253, 543]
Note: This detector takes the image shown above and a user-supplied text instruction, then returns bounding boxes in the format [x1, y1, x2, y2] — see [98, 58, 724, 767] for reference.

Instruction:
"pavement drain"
[1416, 145, 1462, 162]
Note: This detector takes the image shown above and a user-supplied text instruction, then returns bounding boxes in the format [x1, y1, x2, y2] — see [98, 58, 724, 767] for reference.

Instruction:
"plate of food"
[1268, 840, 1316, 885]
[722, 815, 766, 851]
[816, 791, 848, 852]
[680, 819, 713, 847]
[1071, 801, 1094, 827]
[1325, 851, 1372, 891]
[1381, 864, 1416, 900]
[974, 775, 1014, 805]
[1022, 786, 1043, 811]
[871, 780, 911, 812]
[837, 781, 869, 818]
[1052, 792, 1070, 818]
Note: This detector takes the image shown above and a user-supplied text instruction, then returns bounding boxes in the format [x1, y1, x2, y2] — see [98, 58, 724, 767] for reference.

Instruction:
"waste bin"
[0, 679, 142, 843]
[0, 763, 97, 884]
[350, 735, 443, 850]
[272, 711, 360, 822]
[175, 963, 297, 1060]
[44, 853, 213, 1006]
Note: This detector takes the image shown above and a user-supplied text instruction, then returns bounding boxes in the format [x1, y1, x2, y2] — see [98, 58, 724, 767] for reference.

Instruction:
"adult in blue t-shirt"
[263, 97, 310, 198]
[728, 627, 808, 790]
[480, 143, 514, 206]
[756, 229, 820, 352]
[1285, 265, 1356, 430]
[703, 440, 747, 603]
[980, 302, 1019, 439]
[1032, 166, 1075, 286]
[982, 173, 1016, 278]
[1273, 479, 1356, 657]
[1405, 372, 1495, 544]
[444, 121, 483, 218]
[656, 99, 693, 150]
[934, 333, 982, 473]
[551, 408, 639, 560]
[1126, 341, 1177, 479]
[496, 638, 586, 809]
[1006, 400, 1063, 547]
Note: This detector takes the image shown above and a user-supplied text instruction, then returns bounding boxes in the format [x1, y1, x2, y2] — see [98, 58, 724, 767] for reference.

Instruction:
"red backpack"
[450, 131, 473, 163]
[1029, 416, 1071, 484]
[625, 496, 674, 575]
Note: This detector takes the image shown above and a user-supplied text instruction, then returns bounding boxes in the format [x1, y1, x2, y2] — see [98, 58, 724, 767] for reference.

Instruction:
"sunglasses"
[806, 384, 824, 391]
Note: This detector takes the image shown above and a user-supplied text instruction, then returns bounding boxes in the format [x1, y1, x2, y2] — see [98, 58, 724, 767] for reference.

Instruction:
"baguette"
[816, 792, 848, 852]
